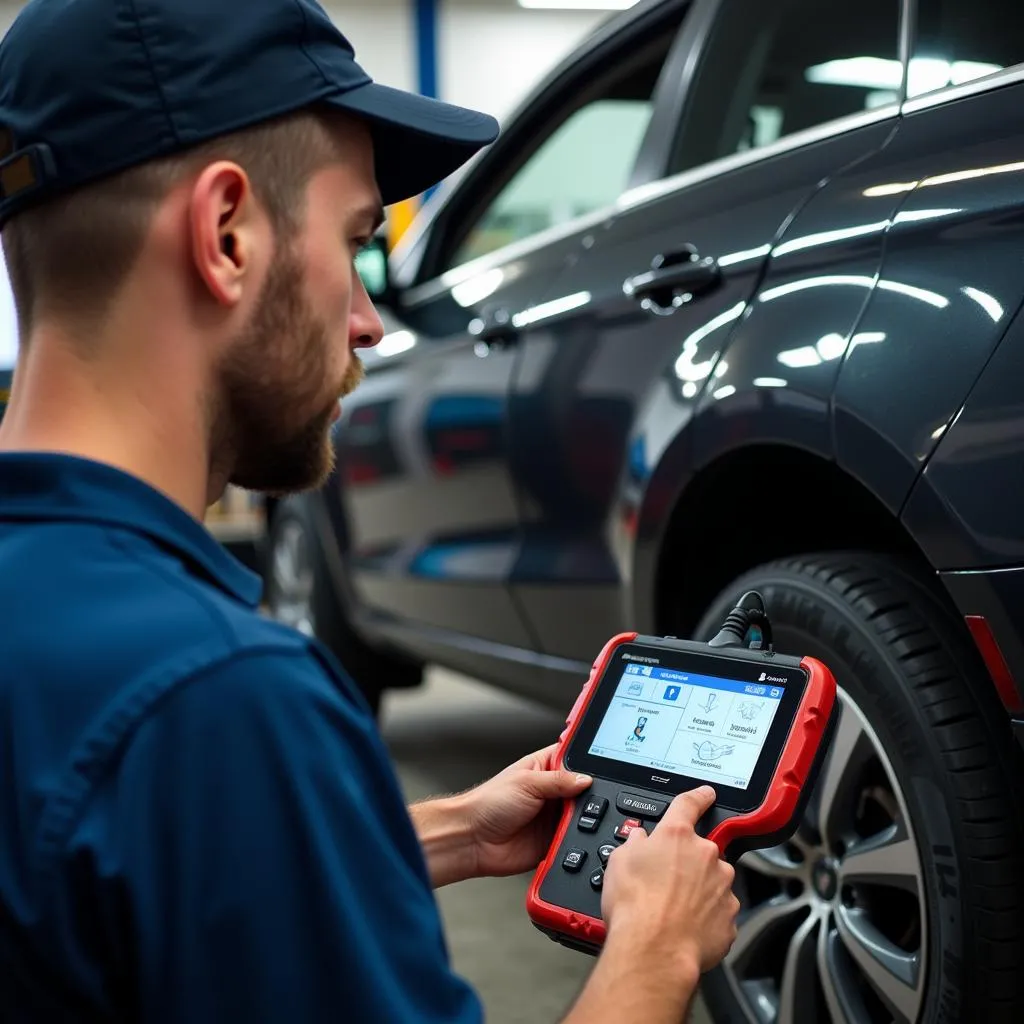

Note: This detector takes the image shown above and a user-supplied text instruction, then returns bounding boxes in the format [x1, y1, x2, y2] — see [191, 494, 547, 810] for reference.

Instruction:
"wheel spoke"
[739, 845, 803, 880]
[777, 911, 821, 1024]
[817, 919, 869, 1024]
[840, 825, 922, 896]
[815, 699, 875, 846]
[727, 895, 811, 971]
[835, 905, 922, 1023]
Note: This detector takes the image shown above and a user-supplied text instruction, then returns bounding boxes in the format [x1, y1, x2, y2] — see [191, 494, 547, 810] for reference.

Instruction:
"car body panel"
[833, 79, 1024, 514]
[507, 116, 902, 667]
[902, 294, 1024, 571]
[333, 230, 594, 653]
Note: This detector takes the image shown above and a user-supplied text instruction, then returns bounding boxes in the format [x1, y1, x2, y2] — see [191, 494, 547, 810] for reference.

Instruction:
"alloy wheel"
[268, 518, 317, 638]
[722, 687, 928, 1024]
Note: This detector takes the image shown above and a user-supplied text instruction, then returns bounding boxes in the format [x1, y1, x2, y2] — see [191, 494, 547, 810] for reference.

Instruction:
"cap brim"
[328, 83, 500, 206]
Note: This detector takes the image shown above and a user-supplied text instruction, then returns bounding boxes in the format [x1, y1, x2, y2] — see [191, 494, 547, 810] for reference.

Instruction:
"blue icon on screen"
[663, 685, 681, 702]
[770, 688, 782, 699]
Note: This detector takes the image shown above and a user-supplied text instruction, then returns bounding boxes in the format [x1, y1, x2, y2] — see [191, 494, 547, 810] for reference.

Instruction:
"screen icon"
[628, 716, 648, 743]
[663, 685, 681, 702]
[770, 688, 782, 699]
[627, 681, 644, 696]
[698, 692, 719, 714]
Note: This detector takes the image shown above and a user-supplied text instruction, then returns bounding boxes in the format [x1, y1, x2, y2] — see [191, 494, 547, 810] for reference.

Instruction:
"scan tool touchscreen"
[588, 663, 786, 791]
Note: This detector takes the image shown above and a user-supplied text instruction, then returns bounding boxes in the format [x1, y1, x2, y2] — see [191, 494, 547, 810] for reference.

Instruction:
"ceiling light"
[518, 0, 639, 10]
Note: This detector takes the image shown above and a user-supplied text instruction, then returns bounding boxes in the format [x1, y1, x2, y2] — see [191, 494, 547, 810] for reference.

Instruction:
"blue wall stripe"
[415, 0, 439, 199]
[415, 0, 438, 99]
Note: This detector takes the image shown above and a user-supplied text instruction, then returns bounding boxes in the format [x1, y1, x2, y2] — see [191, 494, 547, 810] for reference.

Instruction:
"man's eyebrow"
[352, 200, 386, 235]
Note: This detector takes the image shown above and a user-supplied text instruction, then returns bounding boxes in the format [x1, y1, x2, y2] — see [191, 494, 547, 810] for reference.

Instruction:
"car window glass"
[910, 0, 1024, 99]
[446, 31, 677, 271]
[670, 0, 901, 175]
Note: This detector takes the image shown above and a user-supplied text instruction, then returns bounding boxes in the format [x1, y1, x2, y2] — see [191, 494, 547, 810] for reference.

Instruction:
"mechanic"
[0, 1, 739, 1022]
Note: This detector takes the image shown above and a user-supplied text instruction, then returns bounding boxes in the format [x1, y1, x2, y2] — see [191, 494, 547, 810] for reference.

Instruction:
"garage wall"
[440, 2, 607, 121]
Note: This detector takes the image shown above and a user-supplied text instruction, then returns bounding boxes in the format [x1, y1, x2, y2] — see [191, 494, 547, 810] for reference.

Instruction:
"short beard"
[210, 243, 363, 496]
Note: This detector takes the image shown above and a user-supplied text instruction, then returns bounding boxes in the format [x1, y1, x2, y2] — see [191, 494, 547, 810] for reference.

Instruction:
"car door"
[505, 0, 905, 666]
[835, 0, 1024, 513]
[333, 0, 692, 681]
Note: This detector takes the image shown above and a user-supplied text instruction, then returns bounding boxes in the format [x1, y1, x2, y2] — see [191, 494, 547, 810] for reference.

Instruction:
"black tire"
[264, 497, 423, 718]
[691, 553, 1024, 1024]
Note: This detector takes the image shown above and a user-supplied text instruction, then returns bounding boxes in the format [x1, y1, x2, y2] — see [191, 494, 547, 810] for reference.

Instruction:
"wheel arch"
[649, 443, 935, 639]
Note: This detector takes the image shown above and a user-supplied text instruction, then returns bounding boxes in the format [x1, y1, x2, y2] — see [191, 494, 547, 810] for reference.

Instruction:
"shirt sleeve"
[76, 647, 483, 1024]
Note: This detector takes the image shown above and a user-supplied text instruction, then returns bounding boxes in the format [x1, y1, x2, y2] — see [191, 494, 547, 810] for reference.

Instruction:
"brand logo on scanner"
[621, 795, 661, 815]
[758, 671, 787, 684]
[624, 653, 660, 664]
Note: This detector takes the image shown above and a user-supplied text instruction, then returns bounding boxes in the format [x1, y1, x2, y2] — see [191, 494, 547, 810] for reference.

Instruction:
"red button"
[614, 817, 642, 840]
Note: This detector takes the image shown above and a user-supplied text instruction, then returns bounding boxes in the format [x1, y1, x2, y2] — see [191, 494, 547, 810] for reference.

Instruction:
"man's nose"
[350, 275, 385, 350]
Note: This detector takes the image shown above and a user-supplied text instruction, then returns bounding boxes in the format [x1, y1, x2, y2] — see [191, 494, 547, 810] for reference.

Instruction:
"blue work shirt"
[0, 452, 483, 1024]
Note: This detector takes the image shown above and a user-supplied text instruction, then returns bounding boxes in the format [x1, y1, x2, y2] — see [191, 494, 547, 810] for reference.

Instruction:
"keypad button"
[614, 817, 643, 841]
[598, 843, 615, 864]
[562, 849, 587, 873]
[577, 814, 599, 833]
[589, 869, 604, 891]
[582, 796, 608, 822]
[616, 792, 669, 820]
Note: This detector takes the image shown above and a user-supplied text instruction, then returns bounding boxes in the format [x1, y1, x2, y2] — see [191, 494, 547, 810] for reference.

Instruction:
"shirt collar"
[0, 452, 263, 607]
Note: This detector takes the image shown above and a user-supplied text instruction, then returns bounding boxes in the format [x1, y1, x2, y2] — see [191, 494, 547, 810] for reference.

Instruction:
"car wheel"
[264, 497, 423, 717]
[692, 553, 1024, 1024]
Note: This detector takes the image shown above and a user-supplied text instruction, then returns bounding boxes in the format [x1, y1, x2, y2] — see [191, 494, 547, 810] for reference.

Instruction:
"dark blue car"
[269, 0, 1024, 1019]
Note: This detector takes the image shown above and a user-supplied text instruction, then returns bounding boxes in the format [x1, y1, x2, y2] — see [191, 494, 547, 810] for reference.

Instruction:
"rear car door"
[835, 0, 1024, 512]
[333, 1, 691, 677]
[505, 0, 905, 665]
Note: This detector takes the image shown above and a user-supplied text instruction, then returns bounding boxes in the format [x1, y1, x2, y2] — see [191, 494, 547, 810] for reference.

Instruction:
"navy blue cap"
[0, 0, 500, 226]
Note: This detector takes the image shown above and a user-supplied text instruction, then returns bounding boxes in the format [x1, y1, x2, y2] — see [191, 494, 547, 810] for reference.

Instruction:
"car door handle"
[469, 307, 518, 348]
[623, 245, 720, 317]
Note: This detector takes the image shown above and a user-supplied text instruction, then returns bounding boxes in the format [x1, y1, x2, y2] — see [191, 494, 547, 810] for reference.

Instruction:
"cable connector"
[706, 590, 774, 653]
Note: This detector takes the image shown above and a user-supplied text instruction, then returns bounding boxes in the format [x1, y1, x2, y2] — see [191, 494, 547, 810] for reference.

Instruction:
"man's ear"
[188, 161, 264, 307]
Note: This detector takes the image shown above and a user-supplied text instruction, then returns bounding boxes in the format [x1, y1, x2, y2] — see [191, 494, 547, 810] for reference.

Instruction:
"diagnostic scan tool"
[526, 592, 838, 954]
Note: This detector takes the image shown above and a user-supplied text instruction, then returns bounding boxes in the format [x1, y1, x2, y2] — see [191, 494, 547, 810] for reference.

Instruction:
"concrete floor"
[381, 667, 712, 1024]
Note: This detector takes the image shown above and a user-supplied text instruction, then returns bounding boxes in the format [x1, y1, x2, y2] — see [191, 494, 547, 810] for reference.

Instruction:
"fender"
[903, 296, 1024, 573]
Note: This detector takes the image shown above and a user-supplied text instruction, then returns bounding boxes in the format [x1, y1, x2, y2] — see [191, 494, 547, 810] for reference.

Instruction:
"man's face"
[218, 121, 384, 495]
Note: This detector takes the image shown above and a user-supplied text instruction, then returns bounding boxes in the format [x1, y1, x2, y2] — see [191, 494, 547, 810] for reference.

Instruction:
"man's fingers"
[525, 769, 593, 800]
[511, 742, 561, 772]
[664, 785, 717, 828]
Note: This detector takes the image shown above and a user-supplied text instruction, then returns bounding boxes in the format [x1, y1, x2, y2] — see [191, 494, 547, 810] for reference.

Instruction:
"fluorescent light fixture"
[518, 0, 638, 8]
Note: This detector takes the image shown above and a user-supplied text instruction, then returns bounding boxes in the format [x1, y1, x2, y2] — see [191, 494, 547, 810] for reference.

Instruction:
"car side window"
[670, 0, 901, 175]
[910, 0, 1024, 99]
[444, 30, 680, 272]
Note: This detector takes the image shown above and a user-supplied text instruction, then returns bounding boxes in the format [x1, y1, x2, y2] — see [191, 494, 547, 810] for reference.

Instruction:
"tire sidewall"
[694, 562, 968, 1024]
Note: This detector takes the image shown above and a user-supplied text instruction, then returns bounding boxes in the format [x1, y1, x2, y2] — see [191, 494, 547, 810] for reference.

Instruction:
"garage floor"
[381, 667, 713, 1024]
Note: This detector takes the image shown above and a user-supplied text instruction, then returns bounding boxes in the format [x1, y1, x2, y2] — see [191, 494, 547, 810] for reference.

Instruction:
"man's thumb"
[529, 769, 593, 799]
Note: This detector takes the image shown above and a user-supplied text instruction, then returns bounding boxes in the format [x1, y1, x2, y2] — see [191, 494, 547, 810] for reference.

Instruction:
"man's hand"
[602, 785, 740, 973]
[409, 744, 591, 887]
[461, 743, 592, 879]
[561, 786, 740, 1024]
